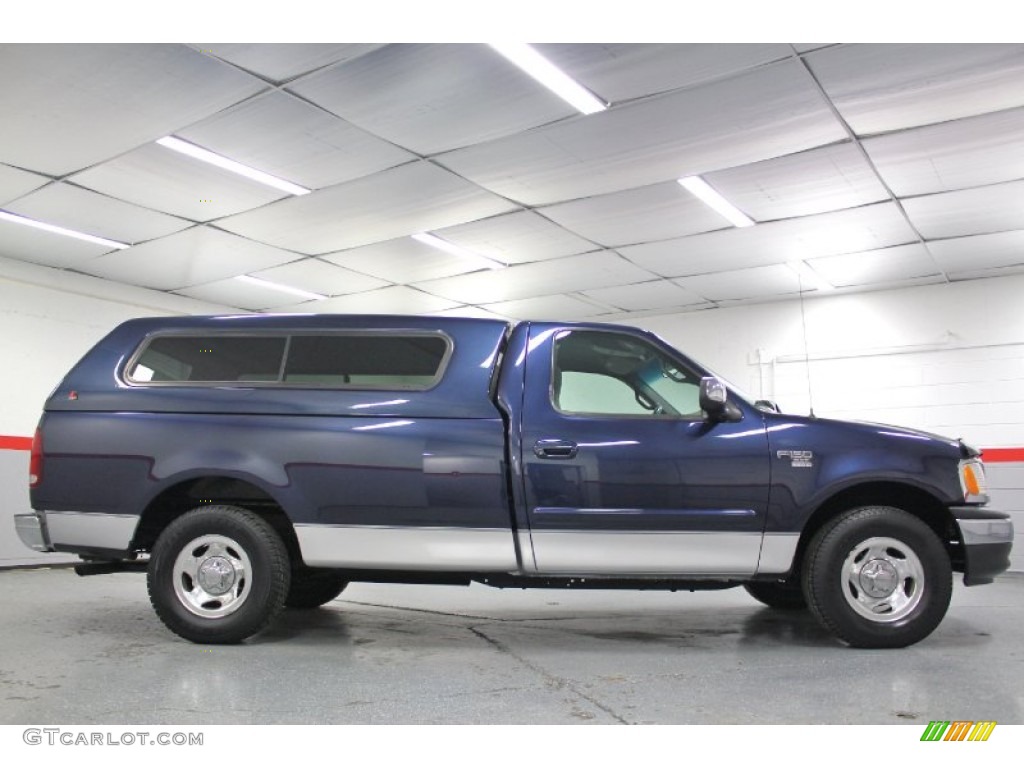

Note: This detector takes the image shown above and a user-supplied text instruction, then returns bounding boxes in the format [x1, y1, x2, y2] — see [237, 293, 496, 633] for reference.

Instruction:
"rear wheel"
[744, 580, 807, 610]
[285, 568, 349, 609]
[803, 506, 952, 648]
[148, 505, 290, 644]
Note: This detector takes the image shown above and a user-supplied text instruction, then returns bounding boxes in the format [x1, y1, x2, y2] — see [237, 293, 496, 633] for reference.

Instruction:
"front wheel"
[147, 505, 290, 644]
[802, 506, 952, 648]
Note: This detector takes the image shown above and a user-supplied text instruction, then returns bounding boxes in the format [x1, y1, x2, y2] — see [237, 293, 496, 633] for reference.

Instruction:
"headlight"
[958, 458, 989, 504]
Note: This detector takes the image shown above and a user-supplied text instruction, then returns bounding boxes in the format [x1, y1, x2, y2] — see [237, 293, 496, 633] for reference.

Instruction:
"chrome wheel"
[172, 534, 253, 619]
[804, 506, 952, 648]
[841, 536, 925, 623]
[149, 505, 290, 643]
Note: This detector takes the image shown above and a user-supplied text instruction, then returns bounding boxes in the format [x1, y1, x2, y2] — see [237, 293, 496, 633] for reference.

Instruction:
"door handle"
[533, 439, 578, 459]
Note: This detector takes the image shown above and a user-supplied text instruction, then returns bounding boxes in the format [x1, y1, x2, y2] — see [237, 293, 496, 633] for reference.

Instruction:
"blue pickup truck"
[15, 315, 1013, 647]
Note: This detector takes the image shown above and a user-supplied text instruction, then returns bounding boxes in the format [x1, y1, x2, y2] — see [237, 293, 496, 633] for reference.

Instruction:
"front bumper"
[951, 506, 1014, 586]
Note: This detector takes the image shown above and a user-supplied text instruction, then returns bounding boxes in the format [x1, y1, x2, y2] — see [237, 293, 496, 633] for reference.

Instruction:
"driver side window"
[556, 371, 653, 415]
[551, 330, 702, 419]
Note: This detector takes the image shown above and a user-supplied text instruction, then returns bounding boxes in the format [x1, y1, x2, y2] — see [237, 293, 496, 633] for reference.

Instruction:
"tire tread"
[147, 505, 290, 644]
[802, 505, 952, 648]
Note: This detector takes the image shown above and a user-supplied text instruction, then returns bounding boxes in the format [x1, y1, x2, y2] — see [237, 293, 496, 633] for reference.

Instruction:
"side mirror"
[700, 376, 741, 422]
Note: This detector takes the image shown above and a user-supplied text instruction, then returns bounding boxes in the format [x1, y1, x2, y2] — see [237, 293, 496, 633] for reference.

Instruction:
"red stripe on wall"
[982, 448, 1024, 463]
[1, 433, 1024, 461]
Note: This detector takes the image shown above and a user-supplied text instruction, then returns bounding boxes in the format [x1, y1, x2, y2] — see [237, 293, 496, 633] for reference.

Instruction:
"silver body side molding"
[296, 526, 796, 577]
[756, 532, 801, 575]
[295, 524, 519, 570]
[40, 511, 140, 551]
[528, 530, 763, 576]
[516, 529, 538, 572]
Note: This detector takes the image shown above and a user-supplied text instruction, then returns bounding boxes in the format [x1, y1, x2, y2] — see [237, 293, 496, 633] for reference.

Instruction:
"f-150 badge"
[777, 450, 813, 468]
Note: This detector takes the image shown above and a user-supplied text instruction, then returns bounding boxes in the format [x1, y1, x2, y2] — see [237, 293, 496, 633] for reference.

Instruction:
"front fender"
[765, 416, 963, 532]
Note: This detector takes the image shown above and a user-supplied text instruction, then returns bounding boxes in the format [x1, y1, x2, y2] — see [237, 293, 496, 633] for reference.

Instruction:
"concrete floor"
[1, 568, 1022, 725]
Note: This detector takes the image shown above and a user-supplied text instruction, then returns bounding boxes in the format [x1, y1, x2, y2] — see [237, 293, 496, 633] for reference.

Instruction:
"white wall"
[0, 256, 235, 565]
[633, 274, 1024, 447]
[630, 273, 1024, 570]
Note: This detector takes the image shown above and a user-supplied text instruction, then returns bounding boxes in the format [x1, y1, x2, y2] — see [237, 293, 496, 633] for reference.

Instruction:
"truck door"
[519, 325, 771, 576]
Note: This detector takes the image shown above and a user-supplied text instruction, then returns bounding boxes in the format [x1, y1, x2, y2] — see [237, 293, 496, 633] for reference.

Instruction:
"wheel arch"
[791, 482, 961, 578]
[130, 474, 302, 564]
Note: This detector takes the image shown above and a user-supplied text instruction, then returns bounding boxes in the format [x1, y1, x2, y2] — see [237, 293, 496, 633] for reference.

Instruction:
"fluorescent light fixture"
[787, 260, 835, 292]
[677, 176, 755, 228]
[489, 43, 607, 115]
[411, 232, 505, 270]
[235, 275, 328, 302]
[156, 136, 311, 196]
[0, 210, 130, 250]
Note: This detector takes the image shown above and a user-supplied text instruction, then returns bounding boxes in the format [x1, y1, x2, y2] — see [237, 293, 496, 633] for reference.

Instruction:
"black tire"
[802, 506, 952, 649]
[147, 505, 290, 644]
[285, 568, 349, 609]
[744, 580, 807, 610]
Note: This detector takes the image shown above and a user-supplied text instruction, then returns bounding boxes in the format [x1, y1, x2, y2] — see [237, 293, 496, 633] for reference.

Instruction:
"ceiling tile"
[674, 264, 808, 301]
[274, 286, 459, 315]
[807, 243, 942, 287]
[0, 164, 49, 206]
[0, 216, 114, 268]
[175, 278, 306, 311]
[438, 59, 847, 206]
[621, 203, 916, 277]
[864, 107, 1024, 196]
[704, 142, 890, 221]
[580, 280, 708, 311]
[69, 143, 288, 222]
[808, 44, 1024, 135]
[483, 294, 611, 320]
[434, 211, 595, 264]
[427, 306, 512, 321]
[946, 263, 1024, 282]
[289, 44, 574, 155]
[322, 237, 485, 284]
[0, 44, 265, 176]
[78, 226, 300, 290]
[928, 230, 1024, 274]
[7, 43, 1022, 319]
[904, 181, 1024, 240]
[540, 182, 727, 248]
[217, 161, 517, 254]
[415, 251, 656, 305]
[5, 182, 190, 244]
[251, 258, 388, 296]
[535, 43, 792, 103]
[194, 44, 383, 83]
[176, 91, 415, 190]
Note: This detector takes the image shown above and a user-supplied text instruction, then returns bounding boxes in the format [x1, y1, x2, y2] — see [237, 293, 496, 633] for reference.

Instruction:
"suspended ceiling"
[1, 43, 1023, 320]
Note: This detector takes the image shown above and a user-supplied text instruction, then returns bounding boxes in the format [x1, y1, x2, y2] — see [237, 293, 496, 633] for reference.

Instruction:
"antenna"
[796, 273, 816, 418]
